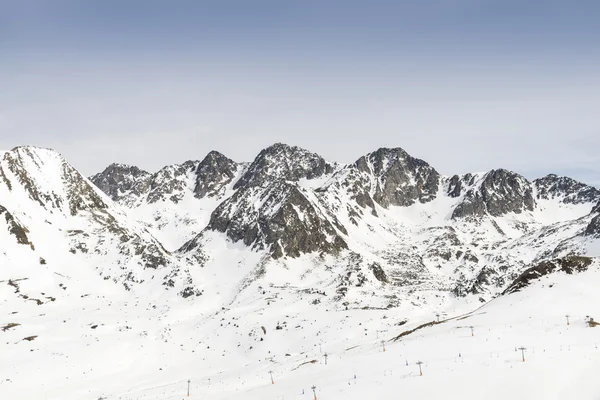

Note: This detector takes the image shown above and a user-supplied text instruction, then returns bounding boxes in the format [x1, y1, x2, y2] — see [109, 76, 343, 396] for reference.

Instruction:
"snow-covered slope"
[0, 146, 199, 297]
[2, 252, 599, 400]
[90, 151, 245, 251]
[3, 142, 600, 399]
[88, 142, 600, 302]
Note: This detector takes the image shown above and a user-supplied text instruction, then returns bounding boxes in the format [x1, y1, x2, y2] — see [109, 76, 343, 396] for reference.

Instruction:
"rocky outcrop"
[193, 151, 240, 199]
[146, 161, 199, 204]
[2, 147, 108, 215]
[354, 148, 440, 208]
[534, 174, 600, 205]
[91, 151, 241, 206]
[234, 143, 334, 190]
[593, 201, 600, 215]
[0, 205, 31, 246]
[91, 161, 204, 205]
[446, 173, 476, 198]
[0, 146, 198, 297]
[584, 214, 600, 237]
[452, 169, 535, 219]
[90, 164, 151, 203]
[503, 256, 593, 294]
[205, 181, 347, 259]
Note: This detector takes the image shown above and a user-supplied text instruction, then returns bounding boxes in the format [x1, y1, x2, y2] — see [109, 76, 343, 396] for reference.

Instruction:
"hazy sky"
[1, 1, 599, 185]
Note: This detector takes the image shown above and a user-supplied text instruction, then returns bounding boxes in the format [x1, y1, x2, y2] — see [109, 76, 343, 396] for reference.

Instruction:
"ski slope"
[2, 258, 599, 400]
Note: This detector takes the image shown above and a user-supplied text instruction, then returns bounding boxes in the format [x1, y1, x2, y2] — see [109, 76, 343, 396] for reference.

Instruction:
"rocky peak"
[1, 146, 108, 215]
[534, 174, 600, 205]
[91, 160, 206, 205]
[90, 163, 151, 202]
[201, 181, 348, 259]
[194, 151, 240, 199]
[353, 147, 440, 207]
[146, 160, 199, 204]
[446, 173, 476, 198]
[585, 215, 600, 237]
[234, 143, 334, 189]
[452, 169, 535, 219]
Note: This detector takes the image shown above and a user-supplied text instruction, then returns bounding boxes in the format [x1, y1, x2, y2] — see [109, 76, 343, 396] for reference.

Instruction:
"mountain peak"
[234, 143, 334, 189]
[451, 169, 535, 219]
[202, 150, 230, 162]
[1, 145, 108, 216]
[355, 147, 427, 175]
[90, 163, 151, 202]
[194, 150, 240, 199]
[5, 145, 65, 163]
[534, 174, 600, 205]
[350, 147, 440, 208]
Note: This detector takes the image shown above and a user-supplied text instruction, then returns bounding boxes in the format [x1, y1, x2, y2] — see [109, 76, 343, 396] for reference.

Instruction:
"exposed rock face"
[592, 201, 600, 215]
[0, 205, 31, 246]
[534, 174, 600, 204]
[0, 146, 199, 297]
[2, 147, 108, 215]
[452, 169, 535, 219]
[146, 161, 199, 204]
[91, 151, 241, 206]
[503, 256, 593, 294]
[90, 161, 206, 205]
[193, 151, 240, 199]
[234, 143, 334, 190]
[90, 164, 151, 203]
[446, 173, 475, 198]
[205, 181, 347, 259]
[354, 148, 440, 208]
[585, 214, 600, 237]
[468, 267, 501, 295]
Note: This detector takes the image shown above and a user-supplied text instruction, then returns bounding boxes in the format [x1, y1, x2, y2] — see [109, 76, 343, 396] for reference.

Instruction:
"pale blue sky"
[1, 1, 599, 185]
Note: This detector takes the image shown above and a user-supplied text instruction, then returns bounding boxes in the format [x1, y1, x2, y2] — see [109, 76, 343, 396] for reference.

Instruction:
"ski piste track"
[93, 279, 600, 400]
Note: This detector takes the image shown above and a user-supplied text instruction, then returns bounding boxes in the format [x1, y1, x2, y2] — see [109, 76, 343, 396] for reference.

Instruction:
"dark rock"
[194, 151, 239, 198]
[90, 164, 151, 202]
[0, 205, 31, 246]
[4, 147, 108, 215]
[503, 256, 593, 295]
[369, 263, 388, 283]
[447, 174, 475, 198]
[146, 161, 199, 204]
[468, 266, 498, 294]
[234, 143, 334, 190]
[353, 148, 440, 208]
[584, 214, 600, 237]
[452, 169, 535, 219]
[206, 182, 347, 259]
[534, 174, 600, 205]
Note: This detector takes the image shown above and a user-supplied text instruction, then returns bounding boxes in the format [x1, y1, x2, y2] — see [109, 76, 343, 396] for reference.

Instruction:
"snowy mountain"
[3, 143, 600, 400]
[86, 142, 600, 303]
[0, 146, 200, 297]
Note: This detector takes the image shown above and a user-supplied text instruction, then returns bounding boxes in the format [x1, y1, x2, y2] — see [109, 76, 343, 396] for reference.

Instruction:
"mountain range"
[2, 143, 599, 307]
[2, 143, 600, 399]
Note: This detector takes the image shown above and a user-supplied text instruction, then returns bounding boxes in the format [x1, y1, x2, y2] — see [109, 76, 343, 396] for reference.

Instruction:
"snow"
[2, 255, 599, 400]
[2, 145, 600, 399]
[584, 239, 600, 257]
